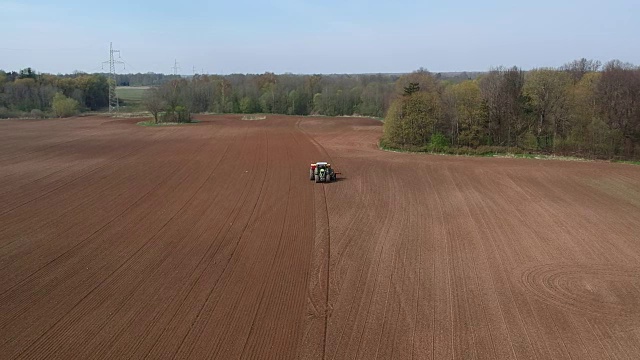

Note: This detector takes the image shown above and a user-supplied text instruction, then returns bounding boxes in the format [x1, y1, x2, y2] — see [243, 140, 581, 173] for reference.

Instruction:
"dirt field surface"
[1, 115, 639, 359]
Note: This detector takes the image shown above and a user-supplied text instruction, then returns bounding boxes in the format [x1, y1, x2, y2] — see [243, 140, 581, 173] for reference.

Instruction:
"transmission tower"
[172, 59, 180, 76]
[102, 42, 125, 113]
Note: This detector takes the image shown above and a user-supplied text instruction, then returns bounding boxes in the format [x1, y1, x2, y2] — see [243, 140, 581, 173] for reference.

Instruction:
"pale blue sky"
[1, 0, 638, 74]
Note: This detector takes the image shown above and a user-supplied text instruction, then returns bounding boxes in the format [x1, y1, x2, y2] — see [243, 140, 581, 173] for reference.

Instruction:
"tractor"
[310, 162, 337, 183]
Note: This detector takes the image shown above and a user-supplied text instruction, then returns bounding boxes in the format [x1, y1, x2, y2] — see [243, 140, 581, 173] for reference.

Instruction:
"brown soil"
[1, 114, 639, 359]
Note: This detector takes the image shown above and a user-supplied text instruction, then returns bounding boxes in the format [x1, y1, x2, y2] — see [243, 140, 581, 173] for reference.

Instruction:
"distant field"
[115, 86, 150, 103]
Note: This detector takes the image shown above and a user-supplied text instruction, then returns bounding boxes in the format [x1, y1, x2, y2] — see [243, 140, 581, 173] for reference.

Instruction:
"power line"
[102, 42, 125, 113]
[121, 60, 138, 73]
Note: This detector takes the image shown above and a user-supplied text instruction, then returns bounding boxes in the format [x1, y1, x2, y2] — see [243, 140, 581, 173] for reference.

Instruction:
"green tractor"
[309, 162, 337, 183]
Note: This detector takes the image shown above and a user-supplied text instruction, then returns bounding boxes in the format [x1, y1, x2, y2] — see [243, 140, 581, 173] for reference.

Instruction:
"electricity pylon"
[102, 42, 125, 113]
[172, 59, 180, 76]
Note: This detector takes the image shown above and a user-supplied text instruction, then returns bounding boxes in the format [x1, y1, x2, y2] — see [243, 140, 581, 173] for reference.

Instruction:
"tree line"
[140, 71, 485, 120]
[3, 61, 639, 160]
[1, 69, 468, 120]
[383, 59, 640, 160]
[143, 73, 401, 120]
[0, 68, 109, 118]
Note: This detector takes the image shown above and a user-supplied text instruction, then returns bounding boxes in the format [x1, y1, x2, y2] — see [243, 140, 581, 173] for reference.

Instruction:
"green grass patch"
[115, 87, 150, 112]
[115, 86, 150, 102]
[378, 139, 599, 162]
[612, 159, 640, 166]
[136, 120, 200, 127]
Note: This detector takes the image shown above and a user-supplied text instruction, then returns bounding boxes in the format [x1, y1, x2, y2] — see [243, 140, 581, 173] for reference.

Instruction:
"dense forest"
[143, 73, 401, 119]
[2, 59, 639, 159]
[0, 69, 475, 119]
[133, 71, 479, 118]
[383, 59, 640, 160]
[0, 68, 109, 118]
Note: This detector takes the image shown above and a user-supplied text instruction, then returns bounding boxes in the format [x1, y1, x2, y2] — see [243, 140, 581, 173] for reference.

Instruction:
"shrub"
[52, 93, 79, 118]
[475, 146, 495, 155]
[522, 132, 538, 151]
[428, 133, 450, 152]
[30, 109, 45, 119]
[161, 106, 191, 123]
[0, 106, 14, 119]
[175, 106, 191, 123]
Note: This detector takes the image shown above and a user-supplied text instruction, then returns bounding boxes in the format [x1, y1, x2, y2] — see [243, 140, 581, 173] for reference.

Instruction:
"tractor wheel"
[315, 174, 319, 183]
[309, 169, 314, 180]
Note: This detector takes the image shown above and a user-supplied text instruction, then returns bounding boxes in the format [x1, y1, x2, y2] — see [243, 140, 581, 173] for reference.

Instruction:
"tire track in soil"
[236, 124, 317, 359]
[170, 120, 306, 359]
[0, 129, 184, 268]
[0, 126, 173, 217]
[170, 129, 275, 359]
[0, 136, 115, 194]
[197, 122, 292, 359]
[294, 120, 333, 360]
[0, 127, 229, 358]
[321, 184, 331, 360]
[118, 128, 263, 359]
[295, 120, 334, 360]
[2, 115, 640, 359]
[236, 124, 297, 359]
[104, 125, 264, 357]
[140, 126, 272, 359]
[299, 119, 408, 360]
[130, 119, 316, 356]
[0, 121, 105, 163]
[446, 167, 521, 360]
[0, 120, 129, 201]
[465, 170, 551, 360]
[0, 127, 205, 292]
[11, 125, 236, 358]
[295, 119, 379, 360]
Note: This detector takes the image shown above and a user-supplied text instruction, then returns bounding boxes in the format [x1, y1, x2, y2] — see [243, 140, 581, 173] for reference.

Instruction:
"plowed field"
[1, 115, 639, 359]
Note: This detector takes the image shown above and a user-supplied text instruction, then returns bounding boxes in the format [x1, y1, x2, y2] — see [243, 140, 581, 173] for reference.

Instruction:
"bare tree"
[596, 61, 640, 156]
[143, 88, 165, 123]
[560, 58, 601, 83]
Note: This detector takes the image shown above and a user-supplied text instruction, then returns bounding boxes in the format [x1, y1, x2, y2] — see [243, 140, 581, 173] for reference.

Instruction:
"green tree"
[567, 72, 600, 154]
[446, 80, 484, 147]
[312, 93, 324, 114]
[403, 82, 420, 96]
[523, 69, 572, 149]
[73, 75, 109, 110]
[357, 82, 387, 117]
[383, 91, 442, 147]
[287, 90, 309, 115]
[18, 68, 37, 80]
